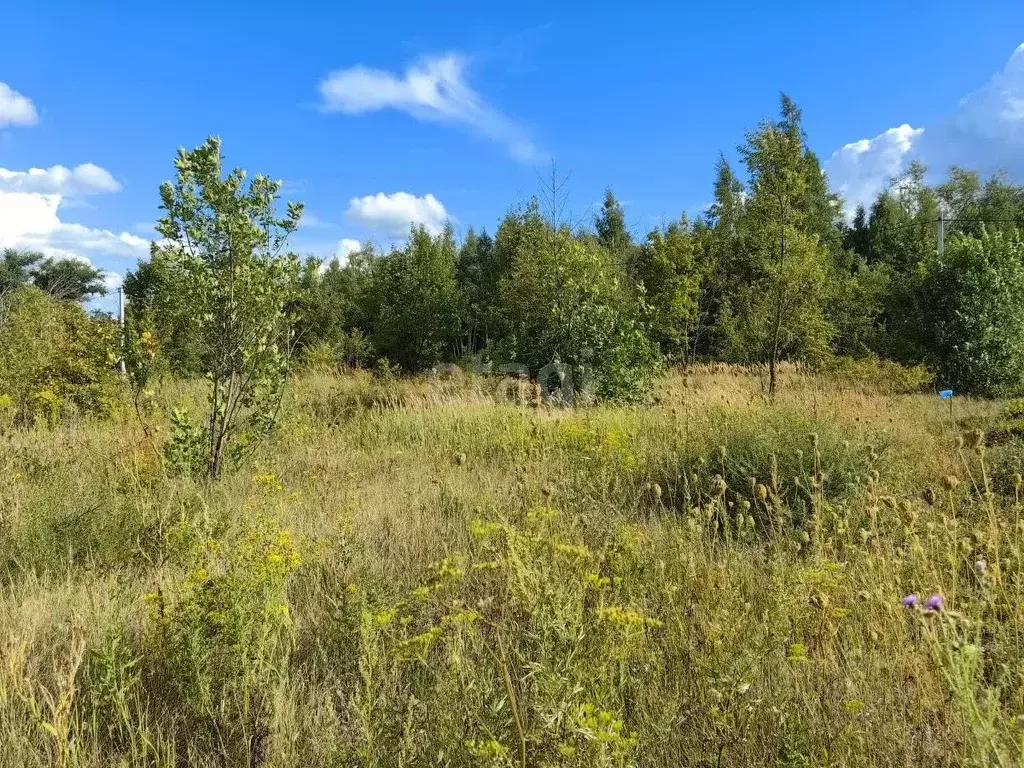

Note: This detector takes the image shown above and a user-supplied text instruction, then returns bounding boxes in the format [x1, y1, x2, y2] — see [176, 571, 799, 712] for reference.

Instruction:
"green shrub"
[918, 231, 1024, 396]
[163, 408, 208, 477]
[337, 328, 373, 369]
[635, 406, 879, 529]
[299, 340, 339, 372]
[372, 357, 401, 383]
[823, 355, 933, 394]
[144, 511, 301, 760]
[492, 205, 662, 403]
[0, 286, 122, 425]
[297, 332, 375, 373]
[1003, 398, 1024, 420]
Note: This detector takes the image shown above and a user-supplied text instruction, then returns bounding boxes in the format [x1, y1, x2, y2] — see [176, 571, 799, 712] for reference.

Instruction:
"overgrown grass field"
[1, 366, 1022, 766]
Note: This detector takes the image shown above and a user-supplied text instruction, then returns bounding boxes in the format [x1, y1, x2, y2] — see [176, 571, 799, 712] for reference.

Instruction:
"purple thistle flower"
[924, 594, 944, 612]
[902, 594, 919, 609]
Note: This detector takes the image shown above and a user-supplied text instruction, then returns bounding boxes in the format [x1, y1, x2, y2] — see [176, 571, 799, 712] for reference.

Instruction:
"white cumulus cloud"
[0, 190, 148, 269]
[336, 237, 362, 263]
[0, 191, 62, 245]
[345, 192, 449, 237]
[21, 223, 150, 261]
[0, 161, 143, 267]
[0, 163, 121, 197]
[828, 43, 1024, 214]
[925, 42, 1024, 175]
[102, 272, 124, 293]
[0, 82, 38, 127]
[827, 124, 924, 216]
[319, 53, 540, 162]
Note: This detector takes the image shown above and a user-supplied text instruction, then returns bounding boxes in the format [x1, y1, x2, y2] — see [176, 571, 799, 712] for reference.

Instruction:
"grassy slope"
[0, 367, 1021, 767]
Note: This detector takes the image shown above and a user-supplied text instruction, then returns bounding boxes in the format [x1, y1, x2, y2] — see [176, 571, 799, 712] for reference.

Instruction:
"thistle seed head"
[711, 474, 727, 497]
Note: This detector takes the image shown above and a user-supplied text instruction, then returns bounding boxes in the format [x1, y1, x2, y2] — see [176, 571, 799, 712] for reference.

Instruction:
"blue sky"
[2, 1, 1024, 311]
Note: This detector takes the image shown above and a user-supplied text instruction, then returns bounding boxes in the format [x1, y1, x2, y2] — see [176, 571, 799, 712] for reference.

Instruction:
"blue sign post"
[939, 389, 953, 418]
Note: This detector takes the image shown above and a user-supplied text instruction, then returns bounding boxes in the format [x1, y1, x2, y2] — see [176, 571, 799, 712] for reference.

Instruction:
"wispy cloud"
[318, 53, 540, 163]
[298, 212, 334, 230]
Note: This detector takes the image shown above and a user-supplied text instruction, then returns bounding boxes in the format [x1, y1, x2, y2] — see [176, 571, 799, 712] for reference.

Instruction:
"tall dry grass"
[0, 365, 1019, 766]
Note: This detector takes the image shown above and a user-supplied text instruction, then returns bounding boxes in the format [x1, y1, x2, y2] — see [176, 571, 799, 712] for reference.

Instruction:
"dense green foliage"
[0, 286, 120, 425]
[489, 202, 659, 401]
[366, 225, 461, 371]
[1, 248, 108, 302]
[123, 248, 205, 377]
[109, 97, 1024, 402]
[917, 231, 1024, 396]
[131, 137, 304, 478]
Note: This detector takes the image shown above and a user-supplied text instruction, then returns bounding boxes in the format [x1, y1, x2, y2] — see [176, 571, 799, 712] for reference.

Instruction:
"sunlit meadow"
[1, 364, 1022, 767]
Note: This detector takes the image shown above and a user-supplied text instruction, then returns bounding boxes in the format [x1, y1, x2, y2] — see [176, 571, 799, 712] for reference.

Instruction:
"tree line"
[127, 94, 1021, 400]
[4, 93, 1024, 438]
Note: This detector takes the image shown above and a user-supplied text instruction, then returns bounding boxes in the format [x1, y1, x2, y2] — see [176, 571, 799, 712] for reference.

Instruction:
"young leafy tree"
[842, 204, 876, 276]
[33, 256, 107, 301]
[937, 167, 1024, 238]
[594, 188, 634, 268]
[722, 96, 835, 395]
[863, 162, 939, 271]
[490, 199, 551, 362]
[310, 245, 376, 340]
[917, 230, 1024, 396]
[689, 157, 746, 359]
[145, 137, 303, 478]
[709, 156, 745, 236]
[847, 163, 940, 362]
[368, 224, 459, 371]
[0, 249, 43, 294]
[287, 244, 380, 369]
[494, 203, 660, 402]
[1, 248, 107, 302]
[124, 248, 207, 376]
[777, 95, 846, 259]
[936, 166, 982, 232]
[633, 217, 705, 363]
[827, 258, 890, 358]
[455, 227, 498, 355]
[847, 165, 1024, 366]
[976, 172, 1024, 233]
